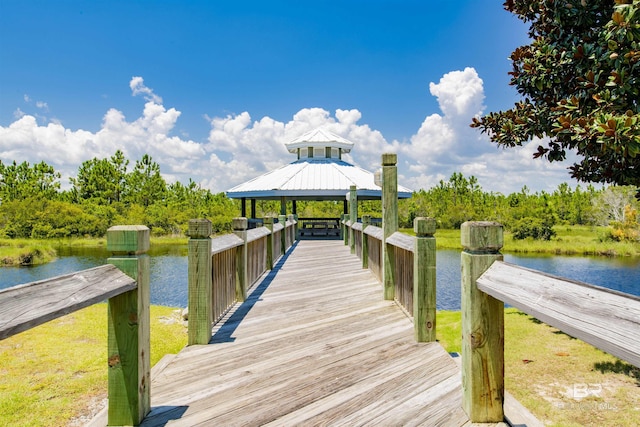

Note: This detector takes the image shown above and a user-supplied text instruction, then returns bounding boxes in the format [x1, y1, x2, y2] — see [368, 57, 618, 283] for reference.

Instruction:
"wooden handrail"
[460, 220, 640, 423]
[0, 264, 136, 340]
[188, 216, 297, 345]
[478, 260, 640, 368]
[0, 225, 151, 426]
[344, 216, 437, 344]
[386, 231, 414, 252]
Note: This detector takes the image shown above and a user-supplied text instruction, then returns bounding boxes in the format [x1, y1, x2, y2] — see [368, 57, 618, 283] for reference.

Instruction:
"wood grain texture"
[387, 231, 415, 253]
[211, 234, 243, 255]
[478, 261, 640, 368]
[132, 241, 480, 426]
[0, 265, 136, 340]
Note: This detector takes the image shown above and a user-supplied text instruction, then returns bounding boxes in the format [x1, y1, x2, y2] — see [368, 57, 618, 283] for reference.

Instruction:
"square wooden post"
[342, 213, 349, 245]
[362, 215, 371, 269]
[382, 153, 398, 300]
[107, 225, 151, 426]
[349, 185, 357, 254]
[187, 219, 213, 346]
[414, 217, 436, 342]
[461, 221, 504, 422]
[279, 214, 287, 255]
[264, 217, 274, 269]
[233, 217, 248, 302]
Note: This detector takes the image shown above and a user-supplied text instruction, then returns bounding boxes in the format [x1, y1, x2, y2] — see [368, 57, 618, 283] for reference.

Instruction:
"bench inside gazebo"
[225, 128, 412, 238]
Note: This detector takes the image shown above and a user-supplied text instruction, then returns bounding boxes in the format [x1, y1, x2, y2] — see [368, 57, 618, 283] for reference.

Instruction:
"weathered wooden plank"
[461, 222, 504, 423]
[188, 221, 214, 346]
[130, 240, 472, 426]
[210, 233, 243, 255]
[88, 239, 538, 427]
[478, 260, 640, 368]
[386, 230, 415, 253]
[363, 224, 383, 240]
[246, 226, 270, 243]
[107, 225, 151, 426]
[0, 264, 136, 340]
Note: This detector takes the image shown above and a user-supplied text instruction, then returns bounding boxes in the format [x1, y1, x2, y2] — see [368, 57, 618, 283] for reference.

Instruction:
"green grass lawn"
[0, 304, 187, 427]
[436, 309, 640, 427]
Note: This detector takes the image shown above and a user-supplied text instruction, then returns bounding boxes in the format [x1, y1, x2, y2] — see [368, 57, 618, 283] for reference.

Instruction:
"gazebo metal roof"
[226, 128, 412, 201]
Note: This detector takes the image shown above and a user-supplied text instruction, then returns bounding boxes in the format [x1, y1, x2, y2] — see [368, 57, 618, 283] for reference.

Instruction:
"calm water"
[1, 246, 638, 310]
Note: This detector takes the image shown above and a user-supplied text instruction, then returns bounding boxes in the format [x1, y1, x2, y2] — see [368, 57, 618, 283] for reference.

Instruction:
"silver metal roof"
[226, 128, 412, 201]
[226, 158, 412, 200]
[285, 128, 354, 153]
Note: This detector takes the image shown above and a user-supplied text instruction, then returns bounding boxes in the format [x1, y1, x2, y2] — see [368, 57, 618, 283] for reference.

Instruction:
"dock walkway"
[141, 239, 472, 426]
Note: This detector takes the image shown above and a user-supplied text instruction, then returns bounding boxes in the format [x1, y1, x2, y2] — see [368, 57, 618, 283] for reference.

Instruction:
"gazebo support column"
[292, 200, 297, 215]
[343, 200, 348, 214]
[251, 199, 256, 219]
[280, 196, 286, 216]
[241, 198, 247, 218]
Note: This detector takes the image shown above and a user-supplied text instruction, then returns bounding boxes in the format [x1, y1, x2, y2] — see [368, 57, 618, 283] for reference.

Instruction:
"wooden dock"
[91, 239, 538, 426]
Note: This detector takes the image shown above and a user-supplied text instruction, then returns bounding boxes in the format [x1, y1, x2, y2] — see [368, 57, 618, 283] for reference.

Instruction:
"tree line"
[0, 152, 236, 238]
[0, 155, 638, 241]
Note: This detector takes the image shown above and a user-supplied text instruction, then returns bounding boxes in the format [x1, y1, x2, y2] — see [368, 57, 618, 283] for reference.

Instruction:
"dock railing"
[0, 225, 151, 427]
[344, 216, 436, 343]
[187, 215, 297, 346]
[460, 220, 640, 423]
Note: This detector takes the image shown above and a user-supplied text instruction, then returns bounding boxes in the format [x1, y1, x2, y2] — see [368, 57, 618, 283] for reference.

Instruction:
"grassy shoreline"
[405, 225, 640, 257]
[0, 235, 188, 266]
[1, 225, 638, 267]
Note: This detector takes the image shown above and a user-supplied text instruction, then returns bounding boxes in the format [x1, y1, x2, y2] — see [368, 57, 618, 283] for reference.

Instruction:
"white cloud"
[129, 76, 163, 104]
[0, 71, 580, 196]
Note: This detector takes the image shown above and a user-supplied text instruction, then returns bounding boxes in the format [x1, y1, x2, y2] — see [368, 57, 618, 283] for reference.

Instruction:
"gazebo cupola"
[285, 128, 354, 161]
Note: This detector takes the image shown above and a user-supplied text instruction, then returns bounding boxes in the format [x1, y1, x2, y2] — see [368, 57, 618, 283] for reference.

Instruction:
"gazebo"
[226, 128, 412, 234]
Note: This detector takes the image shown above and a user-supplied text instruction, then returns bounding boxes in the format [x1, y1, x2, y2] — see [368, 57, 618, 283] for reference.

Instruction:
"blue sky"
[0, 1, 582, 194]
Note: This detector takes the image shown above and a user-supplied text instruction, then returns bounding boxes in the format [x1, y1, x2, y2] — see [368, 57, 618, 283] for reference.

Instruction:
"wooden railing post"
[362, 215, 371, 269]
[187, 219, 213, 346]
[107, 225, 151, 426]
[461, 221, 504, 422]
[279, 214, 287, 255]
[414, 217, 436, 342]
[382, 153, 398, 300]
[265, 216, 274, 269]
[342, 213, 349, 245]
[349, 185, 357, 254]
[233, 217, 248, 302]
[289, 214, 298, 243]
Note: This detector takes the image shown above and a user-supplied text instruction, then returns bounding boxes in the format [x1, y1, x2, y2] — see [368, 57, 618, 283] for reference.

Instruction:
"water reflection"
[1, 246, 638, 311]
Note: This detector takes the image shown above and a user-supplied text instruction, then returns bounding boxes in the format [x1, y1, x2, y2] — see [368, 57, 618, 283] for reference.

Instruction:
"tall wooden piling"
[414, 217, 436, 342]
[461, 221, 504, 422]
[382, 153, 398, 300]
[187, 219, 213, 346]
[107, 225, 151, 426]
